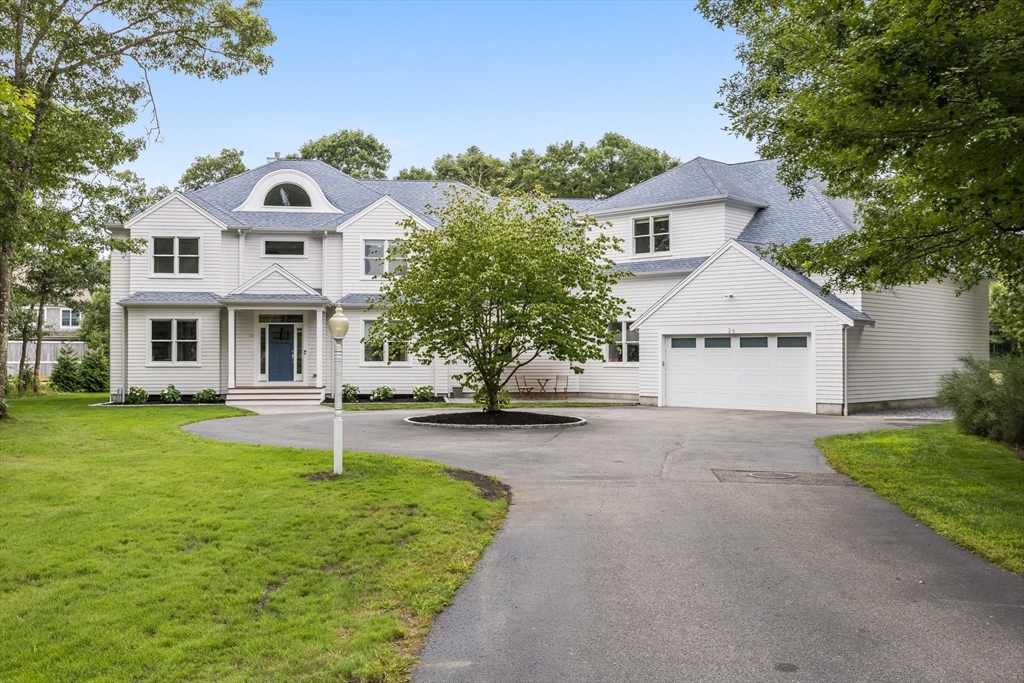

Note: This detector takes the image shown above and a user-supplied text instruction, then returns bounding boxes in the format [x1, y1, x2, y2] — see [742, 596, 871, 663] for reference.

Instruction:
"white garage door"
[664, 335, 812, 412]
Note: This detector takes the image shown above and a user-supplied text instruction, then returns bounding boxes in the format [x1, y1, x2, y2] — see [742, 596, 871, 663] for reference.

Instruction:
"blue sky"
[132, 1, 758, 188]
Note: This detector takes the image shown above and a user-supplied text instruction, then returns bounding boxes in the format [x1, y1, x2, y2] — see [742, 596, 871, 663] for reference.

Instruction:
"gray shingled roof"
[219, 293, 331, 303]
[612, 256, 709, 274]
[119, 292, 221, 305]
[336, 293, 378, 305]
[185, 159, 384, 230]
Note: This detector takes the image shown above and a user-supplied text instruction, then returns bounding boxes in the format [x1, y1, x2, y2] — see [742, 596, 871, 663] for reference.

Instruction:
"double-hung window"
[153, 237, 200, 275]
[363, 320, 408, 363]
[363, 240, 405, 276]
[633, 215, 670, 254]
[151, 319, 198, 363]
[60, 309, 81, 328]
[607, 321, 639, 363]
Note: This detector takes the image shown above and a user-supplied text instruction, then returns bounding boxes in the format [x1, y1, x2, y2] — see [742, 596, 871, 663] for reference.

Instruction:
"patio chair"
[513, 374, 534, 399]
[554, 375, 569, 400]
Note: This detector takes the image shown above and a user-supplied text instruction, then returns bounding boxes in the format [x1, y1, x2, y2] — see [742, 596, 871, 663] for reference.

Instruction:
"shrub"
[18, 368, 38, 394]
[160, 384, 183, 404]
[193, 388, 219, 404]
[341, 383, 359, 403]
[79, 350, 109, 393]
[412, 384, 435, 401]
[49, 344, 82, 392]
[5, 373, 17, 397]
[473, 386, 511, 410]
[369, 385, 394, 402]
[938, 355, 1024, 448]
[126, 386, 148, 404]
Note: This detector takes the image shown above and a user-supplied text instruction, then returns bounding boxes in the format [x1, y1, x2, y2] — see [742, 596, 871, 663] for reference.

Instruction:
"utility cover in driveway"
[665, 334, 811, 412]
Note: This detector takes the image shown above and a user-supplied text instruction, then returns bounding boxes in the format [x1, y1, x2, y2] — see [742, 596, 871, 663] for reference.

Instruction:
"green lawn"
[818, 423, 1024, 575]
[0, 394, 507, 682]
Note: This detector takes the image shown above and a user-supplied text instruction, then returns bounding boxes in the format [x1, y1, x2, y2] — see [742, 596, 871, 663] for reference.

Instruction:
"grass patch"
[333, 401, 634, 411]
[818, 423, 1024, 575]
[0, 394, 507, 682]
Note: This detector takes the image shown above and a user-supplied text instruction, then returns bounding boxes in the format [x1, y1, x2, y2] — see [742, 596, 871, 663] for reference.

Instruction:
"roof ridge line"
[693, 157, 728, 195]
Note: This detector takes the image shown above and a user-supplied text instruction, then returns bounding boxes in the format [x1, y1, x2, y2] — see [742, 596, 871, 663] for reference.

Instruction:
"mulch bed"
[408, 410, 580, 426]
[444, 468, 511, 501]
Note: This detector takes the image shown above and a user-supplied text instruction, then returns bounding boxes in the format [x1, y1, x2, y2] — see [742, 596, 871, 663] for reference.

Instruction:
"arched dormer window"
[264, 183, 311, 207]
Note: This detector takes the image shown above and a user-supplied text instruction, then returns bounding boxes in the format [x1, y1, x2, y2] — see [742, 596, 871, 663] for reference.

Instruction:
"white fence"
[6, 340, 87, 379]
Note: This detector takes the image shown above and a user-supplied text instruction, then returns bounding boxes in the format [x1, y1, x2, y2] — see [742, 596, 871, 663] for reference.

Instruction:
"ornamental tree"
[698, 0, 1024, 291]
[366, 186, 629, 412]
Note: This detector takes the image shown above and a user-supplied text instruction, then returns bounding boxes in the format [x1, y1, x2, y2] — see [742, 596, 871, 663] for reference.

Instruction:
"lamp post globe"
[329, 307, 349, 474]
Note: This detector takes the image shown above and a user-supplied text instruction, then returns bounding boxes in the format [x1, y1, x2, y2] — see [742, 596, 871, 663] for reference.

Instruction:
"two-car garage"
[664, 334, 812, 412]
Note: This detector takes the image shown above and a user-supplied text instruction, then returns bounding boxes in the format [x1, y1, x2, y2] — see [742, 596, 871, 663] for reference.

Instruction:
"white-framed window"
[262, 239, 306, 257]
[152, 237, 200, 276]
[362, 319, 408, 364]
[633, 215, 670, 255]
[60, 309, 81, 328]
[607, 321, 639, 363]
[150, 318, 199, 364]
[263, 183, 312, 207]
[363, 239, 405, 277]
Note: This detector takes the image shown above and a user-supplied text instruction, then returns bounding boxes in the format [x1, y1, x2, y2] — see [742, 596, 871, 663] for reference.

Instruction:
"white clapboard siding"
[723, 203, 757, 241]
[340, 201, 414, 296]
[244, 233, 323, 290]
[221, 231, 239, 293]
[125, 307, 221, 394]
[847, 282, 988, 403]
[128, 196, 224, 293]
[109, 232, 132, 396]
[600, 200, 742, 262]
[324, 233, 343, 301]
[234, 310, 256, 386]
[337, 309, 435, 394]
[636, 247, 846, 405]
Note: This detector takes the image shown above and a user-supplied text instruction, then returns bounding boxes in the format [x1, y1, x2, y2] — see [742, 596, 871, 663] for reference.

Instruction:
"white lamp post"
[327, 307, 350, 474]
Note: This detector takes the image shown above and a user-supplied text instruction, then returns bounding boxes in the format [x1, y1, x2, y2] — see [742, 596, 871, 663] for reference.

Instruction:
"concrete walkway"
[187, 407, 1024, 683]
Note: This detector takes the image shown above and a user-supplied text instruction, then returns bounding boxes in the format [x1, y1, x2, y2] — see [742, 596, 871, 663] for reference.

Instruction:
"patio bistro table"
[535, 378, 550, 398]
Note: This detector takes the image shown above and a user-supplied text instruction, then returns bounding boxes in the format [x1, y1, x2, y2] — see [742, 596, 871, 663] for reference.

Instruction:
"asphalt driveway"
[187, 407, 1024, 683]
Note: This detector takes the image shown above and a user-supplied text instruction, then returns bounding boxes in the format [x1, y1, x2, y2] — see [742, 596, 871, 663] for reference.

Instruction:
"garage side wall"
[636, 248, 846, 411]
[846, 282, 988, 409]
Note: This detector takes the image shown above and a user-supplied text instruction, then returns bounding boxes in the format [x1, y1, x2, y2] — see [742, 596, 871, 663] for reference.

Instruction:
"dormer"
[233, 168, 342, 213]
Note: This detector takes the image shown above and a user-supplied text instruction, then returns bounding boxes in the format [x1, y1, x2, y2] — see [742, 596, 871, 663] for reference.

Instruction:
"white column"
[227, 307, 236, 389]
[316, 307, 323, 388]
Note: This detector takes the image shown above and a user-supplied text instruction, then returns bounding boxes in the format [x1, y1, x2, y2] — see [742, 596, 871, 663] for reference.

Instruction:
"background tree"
[367, 186, 629, 412]
[295, 129, 391, 179]
[394, 166, 437, 181]
[178, 148, 247, 191]
[698, 0, 1024, 292]
[9, 288, 36, 393]
[990, 281, 1024, 353]
[0, 0, 275, 419]
[431, 146, 506, 191]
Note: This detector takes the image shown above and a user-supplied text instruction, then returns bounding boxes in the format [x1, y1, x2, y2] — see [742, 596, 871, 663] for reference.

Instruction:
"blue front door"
[268, 324, 294, 381]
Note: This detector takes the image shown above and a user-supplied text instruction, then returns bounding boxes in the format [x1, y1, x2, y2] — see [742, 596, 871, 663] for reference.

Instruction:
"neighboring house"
[6, 305, 85, 379]
[108, 157, 987, 413]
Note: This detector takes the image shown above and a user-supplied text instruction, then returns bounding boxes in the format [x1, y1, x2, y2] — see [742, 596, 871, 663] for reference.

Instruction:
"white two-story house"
[109, 156, 987, 413]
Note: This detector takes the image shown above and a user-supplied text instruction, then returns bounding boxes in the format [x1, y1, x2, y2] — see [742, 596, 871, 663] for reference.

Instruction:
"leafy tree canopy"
[295, 129, 391, 179]
[0, 0, 275, 418]
[178, 148, 247, 191]
[366, 187, 629, 411]
[698, 0, 1024, 292]
[394, 133, 679, 199]
[990, 280, 1024, 351]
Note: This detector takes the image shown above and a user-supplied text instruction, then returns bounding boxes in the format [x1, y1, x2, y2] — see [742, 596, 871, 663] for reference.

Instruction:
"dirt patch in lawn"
[409, 410, 582, 426]
[444, 468, 511, 502]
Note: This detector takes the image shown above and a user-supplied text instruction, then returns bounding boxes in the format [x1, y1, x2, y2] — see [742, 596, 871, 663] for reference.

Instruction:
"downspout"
[322, 231, 329, 296]
[237, 229, 245, 287]
[843, 325, 849, 416]
[122, 306, 128, 400]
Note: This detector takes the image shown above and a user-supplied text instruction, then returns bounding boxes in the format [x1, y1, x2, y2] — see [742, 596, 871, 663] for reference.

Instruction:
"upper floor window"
[153, 237, 199, 275]
[264, 240, 305, 257]
[608, 321, 639, 363]
[60, 309, 81, 328]
[634, 215, 670, 254]
[364, 240, 405, 277]
[264, 183, 311, 207]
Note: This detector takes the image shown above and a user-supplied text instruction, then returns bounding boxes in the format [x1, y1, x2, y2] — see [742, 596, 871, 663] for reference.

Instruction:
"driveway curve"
[187, 407, 1024, 683]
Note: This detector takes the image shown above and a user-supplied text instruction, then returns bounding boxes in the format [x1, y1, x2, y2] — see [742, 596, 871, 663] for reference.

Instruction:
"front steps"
[226, 385, 326, 407]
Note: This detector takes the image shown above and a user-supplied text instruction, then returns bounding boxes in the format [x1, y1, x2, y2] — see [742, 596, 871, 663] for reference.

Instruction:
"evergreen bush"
[938, 355, 1024, 448]
[49, 344, 82, 392]
[79, 350, 109, 393]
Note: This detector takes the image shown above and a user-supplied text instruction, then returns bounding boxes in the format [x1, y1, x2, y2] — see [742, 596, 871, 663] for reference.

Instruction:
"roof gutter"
[586, 193, 768, 217]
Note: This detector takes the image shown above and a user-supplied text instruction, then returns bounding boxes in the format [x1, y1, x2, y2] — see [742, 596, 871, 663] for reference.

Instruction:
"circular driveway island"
[187, 406, 1024, 683]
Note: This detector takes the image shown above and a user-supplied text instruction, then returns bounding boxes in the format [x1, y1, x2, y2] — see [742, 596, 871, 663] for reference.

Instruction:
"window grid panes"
[263, 183, 312, 207]
[153, 237, 200, 275]
[364, 240, 386, 276]
[608, 321, 639, 362]
[633, 215, 670, 254]
[363, 320, 407, 364]
[151, 318, 198, 363]
[61, 309, 81, 327]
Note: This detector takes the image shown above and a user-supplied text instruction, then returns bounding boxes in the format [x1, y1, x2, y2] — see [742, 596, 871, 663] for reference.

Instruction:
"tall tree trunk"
[32, 295, 45, 386]
[17, 314, 30, 395]
[0, 243, 15, 419]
